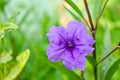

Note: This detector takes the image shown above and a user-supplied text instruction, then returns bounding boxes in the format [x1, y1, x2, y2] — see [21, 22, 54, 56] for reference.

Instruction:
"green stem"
[96, 45, 119, 66]
[64, 0, 91, 31]
[83, 0, 94, 30]
[95, 0, 109, 30]
[81, 71, 85, 80]
[0, 64, 3, 80]
[64, 5, 91, 31]
[83, 0, 97, 80]
[0, 64, 1, 79]
[92, 33, 97, 80]
[1, 38, 5, 52]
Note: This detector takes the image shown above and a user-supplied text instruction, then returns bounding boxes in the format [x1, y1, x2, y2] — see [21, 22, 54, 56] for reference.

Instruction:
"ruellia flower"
[47, 20, 95, 70]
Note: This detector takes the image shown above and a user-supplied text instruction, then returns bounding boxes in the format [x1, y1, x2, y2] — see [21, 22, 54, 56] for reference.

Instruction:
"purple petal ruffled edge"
[46, 26, 67, 62]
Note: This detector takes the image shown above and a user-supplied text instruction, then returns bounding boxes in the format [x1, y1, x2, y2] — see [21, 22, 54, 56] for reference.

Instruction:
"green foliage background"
[0, 0, 120, 80]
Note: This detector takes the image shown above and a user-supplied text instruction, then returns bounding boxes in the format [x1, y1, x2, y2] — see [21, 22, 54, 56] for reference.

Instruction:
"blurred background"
[0, 0, 120, 80]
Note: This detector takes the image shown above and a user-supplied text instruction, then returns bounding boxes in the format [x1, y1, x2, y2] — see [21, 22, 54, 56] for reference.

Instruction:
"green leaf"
[49, 62, 82, 80]
[94, 0, 103, 20]
[105, 59, 120, 80]
[65, 0, 84, 21]
[40, 55, 82, 80]
[65, 0, 89, 27]
[103, 22, 112, 53]
[7, 12, 20, 22]
[64, 6, 81, 21]
[100, 0, 109, 17]
[0, 50, 12, 64]
[86, 55, 96, 66]
[0, 30, 4, 41]
[0, 0, 5, 11]
[95, 0, 109, 28]
[5, 49, 30, 80]
[3, 22, 18, 32]
[18, 8, 33, 26]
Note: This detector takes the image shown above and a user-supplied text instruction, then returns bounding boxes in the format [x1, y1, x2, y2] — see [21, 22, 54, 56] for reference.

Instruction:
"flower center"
[68, 41, 73, 48]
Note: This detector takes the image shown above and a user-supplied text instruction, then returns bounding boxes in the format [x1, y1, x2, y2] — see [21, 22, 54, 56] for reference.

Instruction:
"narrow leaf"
[40, 55, 82, 80]
[64, 6, 81, 21]
[7, 12, 20, 22]
[86, 55, 96, 66]
[0, 50, 12, 64]
[104, 22, 112, 53]
[49, 62, 82, 80]
[105, 59, 120, 80]
[0, 30, 4, 40]
[18, 8, 33, 26]
[94, 0, 103, 19]
[5, 49, 30, 80]
[95, 0, 109, 28]
[65, 0, 90, 28]
[0, 0, 5, 11]
[3, 22, 18, 32]
[65, 0, 84, 20]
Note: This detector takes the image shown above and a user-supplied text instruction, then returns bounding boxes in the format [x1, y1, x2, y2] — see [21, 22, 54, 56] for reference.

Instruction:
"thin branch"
[92, 33, 97, 80]
[96, 44, 120, 66]
[83, 0, 97, 80]
[64, 1, 91, 31]
[83, 0, 94, 30]
[83, 17, 91, 31]
[81, 71, 85, 80]
[95, 0, 109, 30]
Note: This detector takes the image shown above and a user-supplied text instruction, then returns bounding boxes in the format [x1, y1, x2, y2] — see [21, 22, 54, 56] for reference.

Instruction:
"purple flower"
[47, 20, 95, 70]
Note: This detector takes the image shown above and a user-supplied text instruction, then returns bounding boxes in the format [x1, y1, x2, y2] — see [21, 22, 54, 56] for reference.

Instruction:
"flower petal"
[46, 20, 95, 70]
[62, 60, 74, 70]
[47, 26, 66, 45]
[62, 50, 75, 70]
[73, 33, 95, 46]
[47, 44, 66, 62]
[62, 51, 86, 70]
[66, 20, 86, 39]
[72, 47, 81, 58]
[74, 57, 86, 70]
[76, 46, 94, 56]
[82, 34, 95, 46]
